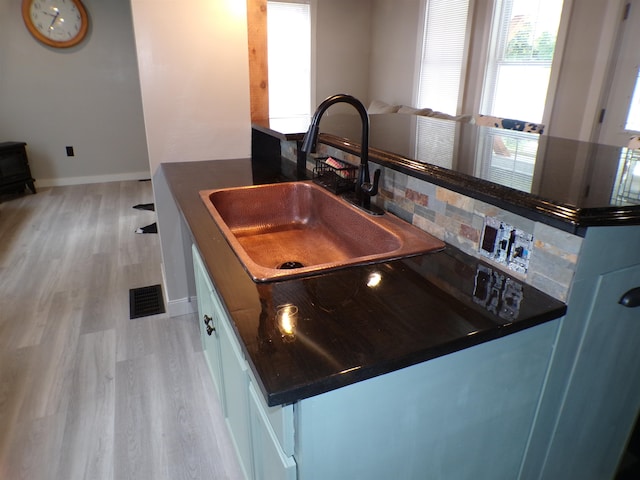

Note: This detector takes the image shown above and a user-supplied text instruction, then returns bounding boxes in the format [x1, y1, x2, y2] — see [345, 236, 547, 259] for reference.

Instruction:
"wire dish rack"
[312, 157, 358, 194]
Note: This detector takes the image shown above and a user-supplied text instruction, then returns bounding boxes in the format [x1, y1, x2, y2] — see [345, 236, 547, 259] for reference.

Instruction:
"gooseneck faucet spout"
[300, 94, 383, 215]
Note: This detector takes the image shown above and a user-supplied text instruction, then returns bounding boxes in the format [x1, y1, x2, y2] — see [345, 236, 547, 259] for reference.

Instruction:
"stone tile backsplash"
[281, 140, 581, 302]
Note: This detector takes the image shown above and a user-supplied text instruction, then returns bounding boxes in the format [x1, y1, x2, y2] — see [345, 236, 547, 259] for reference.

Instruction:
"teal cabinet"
[192, 246, 296, 480]
[520, 226, 640, 479]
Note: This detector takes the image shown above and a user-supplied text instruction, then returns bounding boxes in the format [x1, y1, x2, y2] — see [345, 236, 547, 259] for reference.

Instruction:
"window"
[625, 72, 640, 131]
[267, 1, 311, 119]
[481, 0, 564, 123]
[612, 148, 640, 205]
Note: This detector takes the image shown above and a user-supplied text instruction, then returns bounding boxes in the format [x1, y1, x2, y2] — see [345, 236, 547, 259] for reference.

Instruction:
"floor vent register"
[129, 284, 166, 319]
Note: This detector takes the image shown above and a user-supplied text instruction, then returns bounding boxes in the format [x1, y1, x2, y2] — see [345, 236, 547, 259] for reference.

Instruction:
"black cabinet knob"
[619, 287, 640, 308]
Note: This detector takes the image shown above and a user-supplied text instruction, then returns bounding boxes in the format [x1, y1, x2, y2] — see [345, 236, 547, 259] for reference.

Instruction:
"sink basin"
[199, 181, 445, 282]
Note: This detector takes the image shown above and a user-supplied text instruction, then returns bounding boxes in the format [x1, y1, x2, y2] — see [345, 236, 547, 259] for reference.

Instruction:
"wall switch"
[479, 217, 511, 264]
[479, 216, 533, 274]
[506, 228, 534, 274]
[66, 146, 75, 156]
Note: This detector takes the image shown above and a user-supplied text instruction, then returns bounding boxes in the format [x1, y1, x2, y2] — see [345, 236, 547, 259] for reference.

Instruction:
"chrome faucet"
[300, 94, 383, 215]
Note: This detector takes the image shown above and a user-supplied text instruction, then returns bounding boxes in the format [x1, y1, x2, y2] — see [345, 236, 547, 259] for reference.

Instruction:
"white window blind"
[481, 0, 564, 123]
[416, 0, 470, 115]
[267, 1, 311, 119]
[415, 0, 470, 169]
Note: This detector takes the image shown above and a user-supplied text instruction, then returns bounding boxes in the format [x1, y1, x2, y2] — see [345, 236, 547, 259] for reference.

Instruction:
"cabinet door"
[202, 293, 225, 401]
[218, 302, 254, 480]
[249, 383, 296, 480]
[247, 370, 295, 457]
[540, 264, 640, 479]
[192, 245, 224, 399]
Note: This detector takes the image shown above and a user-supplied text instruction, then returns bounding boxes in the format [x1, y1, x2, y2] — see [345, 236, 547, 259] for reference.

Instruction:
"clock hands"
[49, 14, 60, 30]
[42, 8, 61, 31]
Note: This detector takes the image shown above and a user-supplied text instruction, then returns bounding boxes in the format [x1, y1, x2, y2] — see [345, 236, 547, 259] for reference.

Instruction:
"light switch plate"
[479, 216, 533, 274]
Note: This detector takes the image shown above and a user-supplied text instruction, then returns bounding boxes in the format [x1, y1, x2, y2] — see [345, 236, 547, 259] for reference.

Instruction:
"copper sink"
[199, 181, 445, 282]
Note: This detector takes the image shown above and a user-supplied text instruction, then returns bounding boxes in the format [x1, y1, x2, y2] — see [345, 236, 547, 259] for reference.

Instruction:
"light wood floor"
[0, 181, 243, 480]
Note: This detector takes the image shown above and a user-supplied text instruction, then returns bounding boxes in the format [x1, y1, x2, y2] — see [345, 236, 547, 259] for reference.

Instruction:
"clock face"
[22, 0, 88, 48]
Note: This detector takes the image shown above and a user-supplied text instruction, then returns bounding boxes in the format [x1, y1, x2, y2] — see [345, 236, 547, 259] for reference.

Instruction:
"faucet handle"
[361, 168, 381, 197]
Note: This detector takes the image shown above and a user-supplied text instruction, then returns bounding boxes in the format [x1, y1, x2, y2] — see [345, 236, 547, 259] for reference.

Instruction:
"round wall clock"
[22, 0, 89, 48]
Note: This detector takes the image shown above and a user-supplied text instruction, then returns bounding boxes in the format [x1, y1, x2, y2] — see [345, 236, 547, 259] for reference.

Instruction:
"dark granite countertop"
[253, 114, 640, 235]
[162, 158, 566, 406]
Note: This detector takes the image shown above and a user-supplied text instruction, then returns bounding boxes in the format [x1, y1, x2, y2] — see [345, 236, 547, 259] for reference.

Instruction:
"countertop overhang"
[162, 159, 566, 406]
[253, 114, 640, 235]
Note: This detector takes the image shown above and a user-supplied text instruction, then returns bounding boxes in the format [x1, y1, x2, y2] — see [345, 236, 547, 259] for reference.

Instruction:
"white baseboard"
[36, 171, 151, 188]
[167, 296, 198, 318]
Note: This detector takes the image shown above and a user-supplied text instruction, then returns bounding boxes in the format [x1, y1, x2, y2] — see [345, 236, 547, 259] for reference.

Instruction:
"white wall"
[369, 0, 422, 107]
[548, 0, 622, 141]
[313, 0, 420, 111]
[315, 0, 371, 108]
[130, 0, 252, 315]
[130, 0, 251, 175]
[0, 0, 149, 186]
